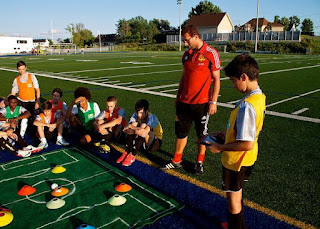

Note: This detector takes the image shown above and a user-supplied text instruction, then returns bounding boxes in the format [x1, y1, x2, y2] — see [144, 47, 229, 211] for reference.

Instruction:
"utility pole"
[98, 30, 102, 52]
[255, 0, 260, 53]
[177, 0, 182, 51]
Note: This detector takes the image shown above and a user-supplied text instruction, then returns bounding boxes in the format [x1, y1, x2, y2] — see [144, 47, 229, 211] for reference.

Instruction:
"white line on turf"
[97, 217, 130, 228]
[266, 88, 320, 107]
[124, 193, 158, 212]
[127, 84, 146, 88]
[160, 88, 178, 93]
[260, 64, 320, 75]
[59, 63, 181, 74]
[142, 83, 179, 90]
[114, 82, 132, 85]
[292, 108, 309, 115]
[1, 67, 319, 123]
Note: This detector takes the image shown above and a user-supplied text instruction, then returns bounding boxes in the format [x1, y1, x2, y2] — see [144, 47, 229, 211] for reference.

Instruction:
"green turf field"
[0, 51, 319, 228]
[0, 148, 182, 228]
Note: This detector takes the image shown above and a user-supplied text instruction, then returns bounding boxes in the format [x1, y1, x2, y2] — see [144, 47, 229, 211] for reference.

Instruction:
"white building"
[33, 39, 50, 48]
[0, 36, 33, 54]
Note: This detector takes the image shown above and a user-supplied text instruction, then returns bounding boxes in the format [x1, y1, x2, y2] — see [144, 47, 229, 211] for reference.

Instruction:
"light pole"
[177, 0, 182, 51]
[98, 30, 102, 52]
[255, 0, 260, 53]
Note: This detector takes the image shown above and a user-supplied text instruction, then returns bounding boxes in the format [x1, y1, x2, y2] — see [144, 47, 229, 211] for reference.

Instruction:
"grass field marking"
[101, 80, 120, 84]
[160, 88, 178, 93]
[292, 108, 309, 115]
[97, 217, 130, 228]
[61, 149, 79, 163]
[124, 193, 158, 213]
[111, 145, 316, 229]
[142, 83, 179, 90]
[127, 84, 147, 88]
[74, 147, 177, 207]
[2, 157, 46, 171]
[1, 67, 319, 123]
[227, 99, 240, 104]
[114, 82, 133, 86]
[89, 69, 182, 81]
[260, 64, 320, 75]
[266, 88, 320, 108]
[59, 63, 181, 74]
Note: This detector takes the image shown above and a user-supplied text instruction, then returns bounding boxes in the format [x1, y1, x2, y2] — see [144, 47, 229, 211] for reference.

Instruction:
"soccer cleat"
[56, 138, 70, 146]
[23, 145, 42, 154]
[94, 141, 100, 147]
[194, 162, 204, 175]
[161, 161, 182, 170]
[116, 152, 128, 164]
[38, 141, 48, 149]
[99, 144, 110, 153]
[121, 153, 136, 167]
[16, 149, 32, 157]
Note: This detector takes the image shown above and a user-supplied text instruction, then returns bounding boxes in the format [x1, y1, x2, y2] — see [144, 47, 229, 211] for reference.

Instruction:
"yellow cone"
[51, 166, 66, 174]
[0, 210, 14, 227]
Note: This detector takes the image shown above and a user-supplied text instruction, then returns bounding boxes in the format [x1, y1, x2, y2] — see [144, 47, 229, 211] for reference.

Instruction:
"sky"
[0, 0, 319, 41]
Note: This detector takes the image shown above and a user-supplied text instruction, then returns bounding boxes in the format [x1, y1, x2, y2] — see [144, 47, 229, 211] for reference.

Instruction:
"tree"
[274, 15, 280, 23]
[188, 0, 222, 18]
[117, 19, 131, 38]
[301, 18, 314, 35]
[280, 17, 290, 31]
[65, 23, 95, 47]
[151, 19, 171, 31]
[289, 15, 300, 27]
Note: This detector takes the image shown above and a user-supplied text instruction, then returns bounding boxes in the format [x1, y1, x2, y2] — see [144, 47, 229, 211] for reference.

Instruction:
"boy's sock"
[57, 135, 63, 141]
[125, 134, 134, 152]
[227, 210, 246, 229]
[132, 136, 144, 156]
[197, 153, 205, 163]
[172, 153, 182, 163]
[20, 118, 28, 138]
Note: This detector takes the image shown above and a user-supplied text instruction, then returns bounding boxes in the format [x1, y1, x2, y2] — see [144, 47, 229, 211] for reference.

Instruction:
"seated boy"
[0, 97, 8, 130]
[116, 99, 163, 167]
[66, 87, 100, 145]
[49, 88, 68, 121]
[0, 95, 30, 138]
[0, 129, 32, 157]
[33, 101, 69, 148]
[94, 96, 126, 150]
[206, 54, 266, 228]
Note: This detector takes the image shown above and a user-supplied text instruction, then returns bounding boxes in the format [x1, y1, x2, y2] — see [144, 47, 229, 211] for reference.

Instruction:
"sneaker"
[194, 162, 204, 175]
[16, 149, 32, 158]
[121, 153, 136, 167]
[23, 145, 42, 154]
[56, 138, 70, 146]
[38, 141, 48, 149]
[161, 161, 182, 170]
[116, 152, 128, 164]
[99, 144, 111, 153]
[94, 141, 101, 147]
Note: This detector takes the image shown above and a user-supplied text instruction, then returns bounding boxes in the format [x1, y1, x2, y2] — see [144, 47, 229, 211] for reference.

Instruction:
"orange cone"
[17, 185, 36, 196]
[115, 183, 132, 192]
[51, 187, 69, 197]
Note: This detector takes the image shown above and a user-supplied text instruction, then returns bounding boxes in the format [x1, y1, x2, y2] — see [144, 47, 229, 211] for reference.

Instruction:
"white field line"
[160, 88, 178, 93]
[114, 82, 132, 86]
[292, 108, 309, 115]
[91, 69, 182, 81]
[97, 217, 130, 228]
[59, 63, 181, 74]
[142, 83, 179, 90]
[266, 88, 320, 107]
[124, 193, 157, 212]
[227, 99, 240, 104]
[1, 67, 319, 123]
[101, 80, 120, 84]
[260, 64, 320, 75]
[127, 84, 146, 88]
[2, 158, 46, 171]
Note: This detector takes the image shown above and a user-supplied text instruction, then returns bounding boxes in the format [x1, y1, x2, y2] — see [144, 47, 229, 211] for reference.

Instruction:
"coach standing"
[162, 24, 221, 174]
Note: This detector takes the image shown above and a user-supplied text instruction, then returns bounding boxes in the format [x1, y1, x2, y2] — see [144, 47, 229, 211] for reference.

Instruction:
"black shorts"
[143, 131, 162, 152]
[222, 165, 254, 192]
[175, 101, 209, 139]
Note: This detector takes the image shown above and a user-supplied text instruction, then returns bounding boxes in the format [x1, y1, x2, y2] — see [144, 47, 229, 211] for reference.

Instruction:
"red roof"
[271, 22, 284, 27]
[246, 18, 269, 27]
[188, 13, 227, 27]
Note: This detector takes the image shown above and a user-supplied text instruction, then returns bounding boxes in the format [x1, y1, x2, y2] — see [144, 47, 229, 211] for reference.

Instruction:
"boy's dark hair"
[106, 96, 117, 103]
[41, 101, 52, 110]
[74, 87, 91, 100]
[182, 24, 200, 37]
[0, 96, 4, 103]
[52, 88, 63, 97]
[7, 95, 18, 102]
[135, 99, 149, 113]
[17, 61, 26, 68]
[224, 54, 259, 81]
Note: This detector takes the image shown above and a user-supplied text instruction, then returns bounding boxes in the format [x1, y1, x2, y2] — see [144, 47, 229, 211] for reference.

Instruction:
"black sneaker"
[194, 162, 204, 175]
[161, 161, 182, 170]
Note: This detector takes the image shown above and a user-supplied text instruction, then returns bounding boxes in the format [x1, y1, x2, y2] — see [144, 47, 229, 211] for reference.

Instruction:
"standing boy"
[162, 24, 221, 174]
[207, 54, 266, 228]
[116, 99, 163, 167]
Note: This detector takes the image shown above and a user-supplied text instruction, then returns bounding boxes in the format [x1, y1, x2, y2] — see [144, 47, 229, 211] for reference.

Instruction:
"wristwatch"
[209, 101, 217, 105]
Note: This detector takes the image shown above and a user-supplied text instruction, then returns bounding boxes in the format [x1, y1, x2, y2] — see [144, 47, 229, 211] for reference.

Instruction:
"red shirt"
[177, 42, 220, 104]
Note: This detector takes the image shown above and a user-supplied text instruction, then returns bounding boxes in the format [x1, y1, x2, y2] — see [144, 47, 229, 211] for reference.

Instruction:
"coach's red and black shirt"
[178, 42, 221, 104]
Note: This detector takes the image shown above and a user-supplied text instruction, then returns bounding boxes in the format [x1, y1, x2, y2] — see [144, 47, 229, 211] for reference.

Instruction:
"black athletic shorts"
[222, 165, 254, 192]
[175, 101, 209, 139]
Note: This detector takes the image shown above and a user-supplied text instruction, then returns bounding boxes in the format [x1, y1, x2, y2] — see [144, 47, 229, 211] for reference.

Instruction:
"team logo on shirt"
[27, 84, 32, 88]
[88, 114, 94, 119]
[184, 56, 188, 61]
[198, 55, 205, 61]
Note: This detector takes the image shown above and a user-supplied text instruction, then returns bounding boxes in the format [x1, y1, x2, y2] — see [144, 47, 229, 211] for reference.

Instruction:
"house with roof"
[188, 13, 234, 34]
[33, 39, 50, 48]
[241, 18, 284, 32]
[270, 22, 284, 32]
